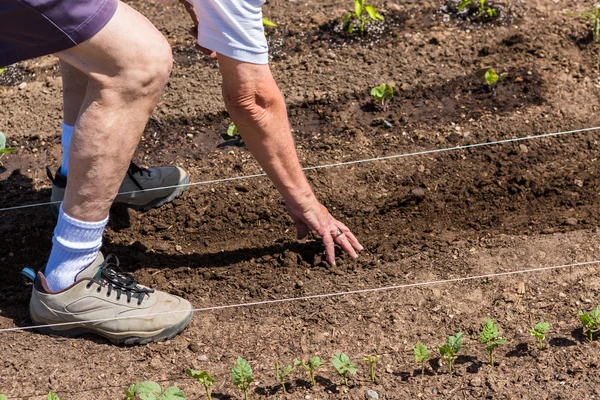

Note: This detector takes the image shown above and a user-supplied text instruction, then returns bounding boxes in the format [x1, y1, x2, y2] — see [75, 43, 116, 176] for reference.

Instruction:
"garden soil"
[2, 0, 600, 399]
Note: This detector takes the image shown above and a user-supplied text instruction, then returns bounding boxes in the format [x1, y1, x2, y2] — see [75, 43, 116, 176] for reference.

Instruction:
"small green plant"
[124, 381, 185, 400]
[568, 3, 600, 43]
[227, 122, 238, 137]
[186, 369, 214, 400]
[362, 354, 380, 382]
[457, 0, 498, 18]
[275, 361, 294, 394]
[438, 332, 463, 375]
[294, 356, 323, 387]
[413, 342, 430, 377]
[0, 132, 15, 160]
[579, 305, 600, 342]
[0, 67, 5, 74]
[529, 321, 550, 350]
[262, 17, 277, 27]
[332, 353, 357, 387]
[0, 395, 7, 400]
[479, 317, 507, 367]
[343, 0, 384, 35]
[477, 68, 507, 87]
[231, 357, 254, 400]
[370, 84, 393, 111]
[46, 393, 60, 400]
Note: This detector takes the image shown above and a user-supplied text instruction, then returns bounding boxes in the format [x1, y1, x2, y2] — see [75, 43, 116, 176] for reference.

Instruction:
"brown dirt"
[2, 0, 600, 399]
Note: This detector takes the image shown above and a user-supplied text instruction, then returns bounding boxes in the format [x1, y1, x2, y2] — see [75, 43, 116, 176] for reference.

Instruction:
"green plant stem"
[310, 370, 316, 387]
[244, 388, 248, 400]
[204, 385, 212, 400]
[421, 363, 425, 377]
[448, 360, 453, 375]
[538, 337, 543, 351]
[343, 374, 348, 387]
[369, 363, 375, 382]
[489, 350, 494, 367]
[281, 381, 286, 394]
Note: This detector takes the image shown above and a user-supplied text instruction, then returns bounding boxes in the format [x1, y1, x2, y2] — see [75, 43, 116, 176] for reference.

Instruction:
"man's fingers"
[295, 220, 310, 240]
[321, 231, 336, 265]
[338, 223, 364, 251]
[334, 233, 358, 259]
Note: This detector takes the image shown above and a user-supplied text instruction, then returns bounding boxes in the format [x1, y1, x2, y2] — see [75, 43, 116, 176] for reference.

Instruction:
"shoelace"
[126, 162, 152, 191]
[85, 254, 154, 306]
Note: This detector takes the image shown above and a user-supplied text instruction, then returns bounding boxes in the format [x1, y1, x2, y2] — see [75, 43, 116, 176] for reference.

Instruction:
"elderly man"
[0, 0, 362, 345]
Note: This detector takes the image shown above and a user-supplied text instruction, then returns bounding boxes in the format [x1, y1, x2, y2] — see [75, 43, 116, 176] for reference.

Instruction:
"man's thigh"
[191, 0, 269, 65]
[0, 0, 118, 67]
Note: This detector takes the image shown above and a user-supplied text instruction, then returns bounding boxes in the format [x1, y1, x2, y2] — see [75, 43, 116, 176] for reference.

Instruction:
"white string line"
[1, 125, 599, 213]
[1, 259, 598, 334]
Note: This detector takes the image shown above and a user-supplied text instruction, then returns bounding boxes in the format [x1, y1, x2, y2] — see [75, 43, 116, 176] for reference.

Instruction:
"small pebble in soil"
[295, 281, 304, 289]
[188, 343, 201, 353]
[431, 387, 439, 394]
[365, 389, 379, 399]
[470, 377, 482, 387]
[565, 217, 578, 226]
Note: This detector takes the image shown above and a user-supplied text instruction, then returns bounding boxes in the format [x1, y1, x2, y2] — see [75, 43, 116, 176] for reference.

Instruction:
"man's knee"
[104, 38, 173, 102]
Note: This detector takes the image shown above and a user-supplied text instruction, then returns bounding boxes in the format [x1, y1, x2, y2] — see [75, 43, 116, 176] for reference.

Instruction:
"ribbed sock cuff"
[60, 122, 74, 176]
[52, 205, 108, 253]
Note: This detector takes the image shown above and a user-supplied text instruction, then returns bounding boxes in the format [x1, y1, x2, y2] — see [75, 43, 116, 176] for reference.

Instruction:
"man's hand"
[286, 201, 363, 266]
[177, 0, 217, 59]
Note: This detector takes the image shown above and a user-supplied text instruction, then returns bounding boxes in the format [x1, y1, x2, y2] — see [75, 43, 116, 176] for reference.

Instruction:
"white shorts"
[190, 0, 269, 65]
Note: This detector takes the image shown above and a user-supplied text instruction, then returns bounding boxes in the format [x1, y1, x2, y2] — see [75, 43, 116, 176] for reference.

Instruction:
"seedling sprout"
[227, 122, 238, 137]
[186, 369, 214, 400]
[413, 342, 430, 377]
[294, 356, 323, 387]
[438, 332, 463, 375]
[332, 353, 357, 386]
[370, 84, 393, 111]
[529, 322, 550, 350]
[0, 132, 16, 161]
[275, 361, 294, 394]
[457, 0, 498, 19]
[568, 3, 600, 43]
[479, 317, 507, 367]
[124, 381, 185, 400]
[579, 305, 600, 342]
[343, 0, 384, 35]
[46, 393, 59, 400]
[362, 354, 381, 382]
[231, 357, 254, 400]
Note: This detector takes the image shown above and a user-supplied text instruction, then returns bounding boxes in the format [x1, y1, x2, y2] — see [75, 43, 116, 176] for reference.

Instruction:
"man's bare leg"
[30, 1, 193, 344]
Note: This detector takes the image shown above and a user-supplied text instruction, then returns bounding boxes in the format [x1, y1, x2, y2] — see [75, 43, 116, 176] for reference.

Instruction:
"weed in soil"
[370, 84, 393, 112]
[362, 354, 381, 382]
[567, 3, 600, 43]
[343, 0, 384, 35]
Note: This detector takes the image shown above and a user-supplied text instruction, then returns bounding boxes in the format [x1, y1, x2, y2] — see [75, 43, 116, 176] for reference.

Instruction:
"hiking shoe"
[48, 162, 189, 217]
[29, 253, 194, 345]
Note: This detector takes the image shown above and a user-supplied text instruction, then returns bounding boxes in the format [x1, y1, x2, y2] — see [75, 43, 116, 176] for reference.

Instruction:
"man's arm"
[217, 56, 363, 265]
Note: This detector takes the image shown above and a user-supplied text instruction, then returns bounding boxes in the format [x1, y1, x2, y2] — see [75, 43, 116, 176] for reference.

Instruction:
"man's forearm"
[219, 56, 317, 209]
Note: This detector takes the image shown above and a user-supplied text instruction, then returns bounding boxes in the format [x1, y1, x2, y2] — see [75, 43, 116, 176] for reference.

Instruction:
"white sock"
[44, 205, 108, 292]
[60, 122, 74, 176]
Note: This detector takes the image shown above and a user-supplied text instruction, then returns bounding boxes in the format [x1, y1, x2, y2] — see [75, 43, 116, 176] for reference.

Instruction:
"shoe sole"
[30, 309, 194, 346]
[50, 172, 190, 218]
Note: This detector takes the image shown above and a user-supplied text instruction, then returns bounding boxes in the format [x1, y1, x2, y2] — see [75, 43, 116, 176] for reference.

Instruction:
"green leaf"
[457, 0, 471, 11]
[0, 132, 6, 150]
[332, 353, 356, 375]
[414, 342, 430, 362]
[262, 17, 277, 27]
[486, 7, 498, 17]
[0, 395, 7, 400]
[158, 386, 186, 400]
[227, 122, 238, 137]
[348, 23, 355, 34]
[354, 0, 363, 17]
[0, 67, 5, 75]
[231, 357, 254, 390]
[186, 369, 214, 386]
[46, 393, 60, 400]
[485, 338, 507, 352]
[447, 332, 463, 354]
[371, 83, 394, 104]
[484, 68, 499, 86]
[0, 148, 15, 155]
[308, 356, 323, 369]
[365, 5, 384, 21]
[480, 317, 499, 344]
[343, 13, 353, 25]
[533, 321, 550, 335]
[590, 305, 600, 321]
[580, 310, 594, 328]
